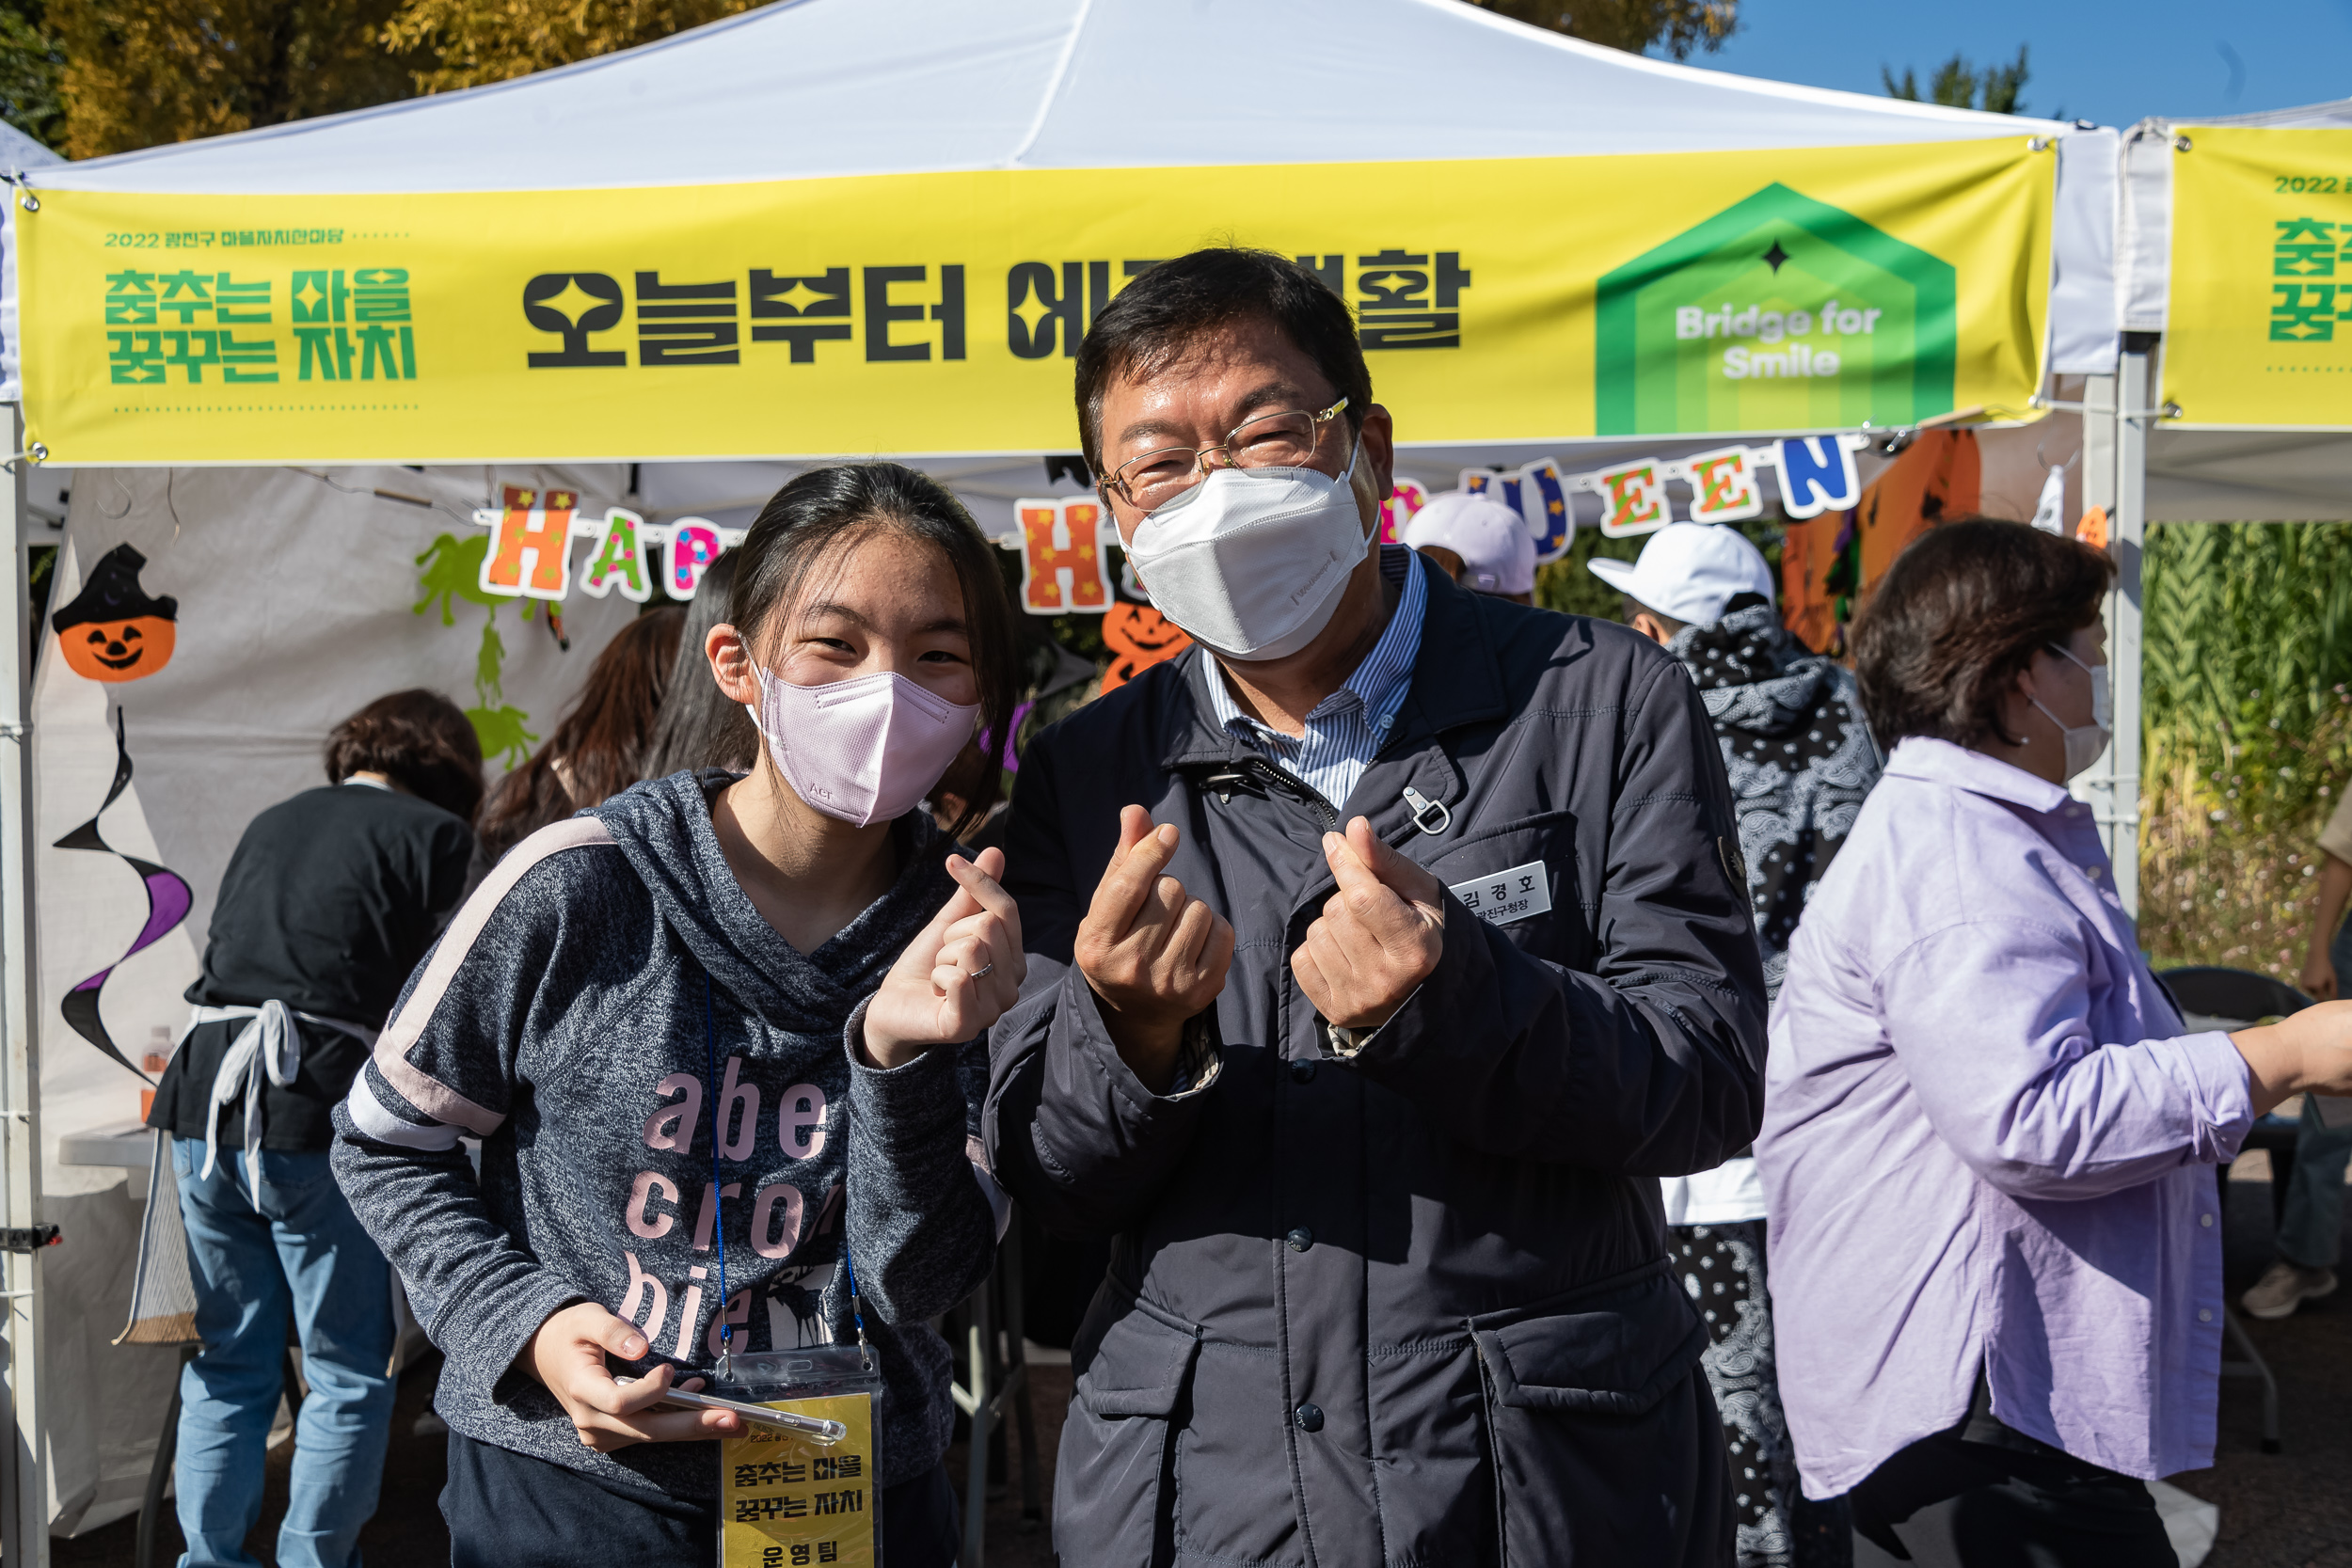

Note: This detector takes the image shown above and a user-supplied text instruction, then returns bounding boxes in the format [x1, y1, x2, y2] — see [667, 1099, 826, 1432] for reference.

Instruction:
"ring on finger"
[970, 962, 995, 979]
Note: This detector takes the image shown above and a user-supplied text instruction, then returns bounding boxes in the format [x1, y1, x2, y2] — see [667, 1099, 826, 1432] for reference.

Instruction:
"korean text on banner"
[2164, 126, 2352, 427]
[22, 140, 2052, 465]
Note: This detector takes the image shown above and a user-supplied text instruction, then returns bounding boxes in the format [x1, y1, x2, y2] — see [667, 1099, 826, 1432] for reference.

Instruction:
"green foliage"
[382, 0, 762, 93]
[1883, 45, 2029, 115]
[2139, 521, 2352, 977]
[49, 0, 422, 157]
[0, 0, 64, 148]
[1461, 0, 1736, 59]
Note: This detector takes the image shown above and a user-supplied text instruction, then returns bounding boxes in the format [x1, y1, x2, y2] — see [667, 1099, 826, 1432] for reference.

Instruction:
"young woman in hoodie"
[332, 463, 1025, 1568]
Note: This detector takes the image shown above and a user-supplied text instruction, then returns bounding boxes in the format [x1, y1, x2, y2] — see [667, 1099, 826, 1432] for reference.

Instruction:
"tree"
[1883, 44, 2029, 116]
[381, 0, 763, 92]
[49, 0, 424, 157]
[0, 0, 67, 148]
[1463, 0, 1737, 60]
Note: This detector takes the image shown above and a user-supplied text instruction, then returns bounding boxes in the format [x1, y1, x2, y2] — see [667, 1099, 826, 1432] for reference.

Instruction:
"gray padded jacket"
[331, 770, 997, 1500]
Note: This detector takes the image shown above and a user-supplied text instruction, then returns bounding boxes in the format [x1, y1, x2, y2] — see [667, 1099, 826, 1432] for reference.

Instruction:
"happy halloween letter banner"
[21, 138, 2049, 466]
[2163, 125, 2352, 428]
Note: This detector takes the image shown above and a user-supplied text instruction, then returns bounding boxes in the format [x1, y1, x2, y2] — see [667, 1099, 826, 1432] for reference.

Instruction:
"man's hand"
[864, 847, 1025, 1069]
[525, 1302, 738, 1452]
[1075, 805, 1234, 1092]
[1293, 816, 1445, 1033]
[2301, 944, 2340, 1003]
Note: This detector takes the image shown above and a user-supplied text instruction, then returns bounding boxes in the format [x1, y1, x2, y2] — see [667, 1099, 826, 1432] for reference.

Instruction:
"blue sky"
[1692, 0, 2352, 128]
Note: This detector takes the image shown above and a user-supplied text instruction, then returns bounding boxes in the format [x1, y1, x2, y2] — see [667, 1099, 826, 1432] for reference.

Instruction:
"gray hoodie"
[330, 769, 998, 1498]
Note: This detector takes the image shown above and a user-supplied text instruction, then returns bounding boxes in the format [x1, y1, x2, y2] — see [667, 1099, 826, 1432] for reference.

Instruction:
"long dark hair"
[729, 463, 1020, 840]
[323, 689, 485, 823]
[1852, 518, 2115, 751]
[641, 552, 759, 779]
[475, 606, 686, 862]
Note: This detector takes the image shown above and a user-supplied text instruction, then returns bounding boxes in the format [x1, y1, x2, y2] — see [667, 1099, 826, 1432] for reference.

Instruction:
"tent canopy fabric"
[3, 0, 2119, 441]
[28, 0, 2075, 195]
[0, 122, 58, 174]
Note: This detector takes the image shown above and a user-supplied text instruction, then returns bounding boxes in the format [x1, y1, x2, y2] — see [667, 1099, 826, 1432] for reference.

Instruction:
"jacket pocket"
[1470, 1261, 1727, 1566]
[1057, 1297, 1201, 1566]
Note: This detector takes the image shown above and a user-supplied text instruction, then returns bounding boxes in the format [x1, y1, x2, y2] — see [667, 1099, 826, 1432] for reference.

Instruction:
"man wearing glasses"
[986, 248, 1766, 1565]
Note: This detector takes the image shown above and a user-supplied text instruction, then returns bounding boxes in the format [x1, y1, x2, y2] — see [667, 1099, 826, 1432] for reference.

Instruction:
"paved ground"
[55, 1162, 2348, 1567]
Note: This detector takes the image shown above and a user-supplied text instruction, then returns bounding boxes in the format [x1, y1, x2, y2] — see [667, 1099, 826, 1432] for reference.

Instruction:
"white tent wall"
[17, 463, 644, 1541]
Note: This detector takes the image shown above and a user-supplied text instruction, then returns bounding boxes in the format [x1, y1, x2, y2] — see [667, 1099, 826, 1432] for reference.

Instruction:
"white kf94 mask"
[2028, 643, 2113, 781]
[1121, 433, 1371, 661]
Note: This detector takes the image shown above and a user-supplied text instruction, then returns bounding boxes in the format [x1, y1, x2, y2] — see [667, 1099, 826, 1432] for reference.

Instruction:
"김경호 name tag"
[1447, 861, 1551, 926]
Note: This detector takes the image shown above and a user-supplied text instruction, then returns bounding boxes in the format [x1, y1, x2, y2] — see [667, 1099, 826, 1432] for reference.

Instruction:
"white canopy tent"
[0, 0, 2133, 1556]
[1991, 98, 2352, 931]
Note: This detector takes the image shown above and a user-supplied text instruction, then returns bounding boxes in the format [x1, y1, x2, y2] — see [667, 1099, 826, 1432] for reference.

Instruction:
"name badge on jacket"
[1447, 861, 1551, 926]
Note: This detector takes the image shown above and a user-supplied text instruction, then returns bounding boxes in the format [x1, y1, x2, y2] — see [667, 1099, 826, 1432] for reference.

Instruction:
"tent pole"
[0, 403, 47, 1568]
[2079, 372, 2121, 876]
[2108, 338, 2153, 923]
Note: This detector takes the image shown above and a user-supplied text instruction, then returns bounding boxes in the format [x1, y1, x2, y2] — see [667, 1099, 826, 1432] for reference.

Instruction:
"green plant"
[2139, 521, 2352, 978]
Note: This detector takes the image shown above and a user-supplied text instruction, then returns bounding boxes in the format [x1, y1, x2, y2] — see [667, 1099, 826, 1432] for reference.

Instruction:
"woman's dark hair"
[642, 553, 759, 778]
[1074, 247, 1373, 478]
[1852, 518, 2117, 751]
[728, 463, 1020, 841]
[324, 689, 485, 823]
[475, 607, 686, 862]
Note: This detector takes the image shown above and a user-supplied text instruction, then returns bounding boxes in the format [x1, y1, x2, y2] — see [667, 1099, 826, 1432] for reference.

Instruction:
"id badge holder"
[714, 1345, 886, 1568]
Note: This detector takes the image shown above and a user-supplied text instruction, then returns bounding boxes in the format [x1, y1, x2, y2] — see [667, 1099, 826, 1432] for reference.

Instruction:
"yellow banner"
[2166, 126, 2352, 427]
[22, 139, 2051, 465]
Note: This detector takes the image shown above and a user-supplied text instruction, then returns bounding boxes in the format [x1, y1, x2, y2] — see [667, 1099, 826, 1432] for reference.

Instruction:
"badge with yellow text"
[720, 1393, 876, 1568]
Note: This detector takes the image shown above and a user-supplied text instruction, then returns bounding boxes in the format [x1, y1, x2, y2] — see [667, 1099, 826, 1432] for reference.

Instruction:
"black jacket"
[986, 560, 1768, 1567]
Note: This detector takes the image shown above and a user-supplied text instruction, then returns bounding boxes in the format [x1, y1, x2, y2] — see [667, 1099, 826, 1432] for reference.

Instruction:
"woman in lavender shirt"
[1757, 521, 2352, 1567]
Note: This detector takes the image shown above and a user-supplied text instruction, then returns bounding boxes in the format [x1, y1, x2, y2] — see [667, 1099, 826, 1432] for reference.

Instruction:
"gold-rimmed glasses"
[1103, 397, 1350, 513]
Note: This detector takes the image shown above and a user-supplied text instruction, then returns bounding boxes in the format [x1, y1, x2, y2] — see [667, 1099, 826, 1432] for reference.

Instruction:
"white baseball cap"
[1402, 491, 1537, 595]
[1585, 523, 1774, 626]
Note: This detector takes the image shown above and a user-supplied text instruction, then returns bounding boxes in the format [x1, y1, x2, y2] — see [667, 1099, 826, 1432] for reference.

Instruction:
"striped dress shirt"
[1201, 545, 1427, 811]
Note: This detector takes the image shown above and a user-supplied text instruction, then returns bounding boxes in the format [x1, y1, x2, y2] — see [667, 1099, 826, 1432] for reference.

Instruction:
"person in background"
[147, 689, 481, 1568]
[473, 605, 685, 863]
[333, 464, 1022, 1568]
[1401, 488, 1536, 603]
[1596, 521, 1881, 1568]
[1760, 519, 2352, 1567]
[989, 247, 1765, 1565]
[2241, 788, 2352, 1317]
[642, 553, 760, 779]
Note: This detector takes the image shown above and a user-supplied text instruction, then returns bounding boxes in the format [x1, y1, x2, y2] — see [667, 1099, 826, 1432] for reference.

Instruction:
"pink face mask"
[747, 667, 980, 827]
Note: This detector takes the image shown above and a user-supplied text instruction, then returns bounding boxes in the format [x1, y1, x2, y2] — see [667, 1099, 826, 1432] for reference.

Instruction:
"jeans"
[2280, 1092, 2352, 1269]
[171, 1137, 397, 1568]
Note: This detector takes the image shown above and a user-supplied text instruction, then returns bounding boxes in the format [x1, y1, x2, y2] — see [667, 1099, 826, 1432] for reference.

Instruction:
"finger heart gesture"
[1292, 816, 1446, 1034]
[863, 845, 1026, 1069]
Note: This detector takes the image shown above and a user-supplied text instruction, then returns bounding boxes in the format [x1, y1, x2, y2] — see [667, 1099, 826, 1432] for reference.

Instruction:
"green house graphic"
[1597, 182, 1956, 436]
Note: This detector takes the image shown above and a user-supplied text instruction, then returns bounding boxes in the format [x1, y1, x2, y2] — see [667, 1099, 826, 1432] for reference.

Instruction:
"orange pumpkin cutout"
[1102, 602, 1192, 692]
[53, 545, 179, 684]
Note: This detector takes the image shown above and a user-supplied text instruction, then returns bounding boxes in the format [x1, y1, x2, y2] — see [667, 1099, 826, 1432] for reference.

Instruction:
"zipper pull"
[1403, 786, 1451, 836]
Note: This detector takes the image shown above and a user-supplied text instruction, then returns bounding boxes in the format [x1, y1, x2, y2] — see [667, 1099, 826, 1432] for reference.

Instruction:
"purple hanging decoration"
[54, 709, 193, 1081]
